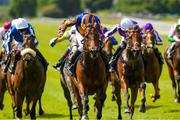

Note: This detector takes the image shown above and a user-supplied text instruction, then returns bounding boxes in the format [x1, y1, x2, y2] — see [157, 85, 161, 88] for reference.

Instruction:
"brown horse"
[113, 27, 145, 119]
[164, 41, 180, 103]
[69, 24, 107, 120]
[142, 29, 163, 102]
[6, 35, 46, 119]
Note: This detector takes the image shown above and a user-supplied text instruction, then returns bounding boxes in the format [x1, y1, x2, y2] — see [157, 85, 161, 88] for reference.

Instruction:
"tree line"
[8, 0, 180, 18]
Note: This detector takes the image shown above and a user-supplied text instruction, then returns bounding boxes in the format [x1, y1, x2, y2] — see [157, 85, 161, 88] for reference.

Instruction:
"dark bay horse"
[114, 28, 145, 119]
[6, 35, 46, 119]
[142, 29, 163, 102]
[164, 41, 180, 103]
[70, 24, 107, 120]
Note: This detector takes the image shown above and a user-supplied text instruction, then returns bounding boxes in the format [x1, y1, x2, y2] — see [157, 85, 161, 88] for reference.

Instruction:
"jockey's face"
[177, 26, 180, 34]
[19, 28, 27, 35]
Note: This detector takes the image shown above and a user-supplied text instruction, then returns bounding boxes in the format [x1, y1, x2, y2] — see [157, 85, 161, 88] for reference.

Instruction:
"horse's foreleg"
[124, 88, 130, 113]
[16, 93, 24, 119]
[38, 96, 44, 115]
[60, 80, 73, 119]
[24, 96, 30, 116]
[114, 81, 122, 120]
[81, 93, 89, 120]
[30, 96, 38, 119]
[130, 86, 138, 120]
[176, 76, 180, 103]
[151, 81, 160, 102]
[139, 82, 146, 113]
[94, 88, 107, 120]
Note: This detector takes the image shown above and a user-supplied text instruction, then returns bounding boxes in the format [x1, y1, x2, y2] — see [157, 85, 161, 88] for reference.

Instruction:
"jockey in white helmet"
[3, 18, 48, 75]
[104, 17, 140, 72]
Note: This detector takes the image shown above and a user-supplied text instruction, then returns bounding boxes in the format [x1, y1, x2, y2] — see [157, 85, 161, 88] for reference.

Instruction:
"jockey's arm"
[56, 31, 68, 43]
[4, 29, 13, 55]
[104, 25, 118, 38]
[58, 18, 78, 38]
[154, 30, 163, 45]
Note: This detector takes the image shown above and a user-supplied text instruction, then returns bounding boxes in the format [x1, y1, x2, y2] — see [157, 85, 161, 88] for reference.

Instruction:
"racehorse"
[114, 27, 145, 119]
[6, 35, 46, 119]
[103, 37, 117, 101]
[142, 29, 163, 102]
[164, 41, 180, 103]
[59, 57, 78, 120]
[70, 23, 107, 120]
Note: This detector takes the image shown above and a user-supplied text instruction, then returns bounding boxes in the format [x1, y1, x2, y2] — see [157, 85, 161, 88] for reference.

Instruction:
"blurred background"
[0, 0, 180, 22]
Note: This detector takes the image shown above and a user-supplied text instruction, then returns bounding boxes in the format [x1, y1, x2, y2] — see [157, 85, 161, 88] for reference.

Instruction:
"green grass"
[0, 19, 180, 120]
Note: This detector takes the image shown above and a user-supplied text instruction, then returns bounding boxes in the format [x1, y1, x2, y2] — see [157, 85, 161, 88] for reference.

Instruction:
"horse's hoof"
[174, 98, 180, 103]
[139, 105, 146, 113]
[81, 115, 89, 120]
[72, 104, 78, 110]
[0, 104, 4, 110]
[124, 108, 130, 113]
[111, 94, 116, 101]
[23, 109, 29, 116]
[39, 109, 44, 115]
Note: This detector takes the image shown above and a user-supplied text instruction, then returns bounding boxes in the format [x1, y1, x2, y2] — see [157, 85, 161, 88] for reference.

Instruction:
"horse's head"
[83, 23, 103, 59]
[126, 26, 142, 57]
[21, 34, 36, 65]
[103, 37, 113, 58]
[143, 30, 156, 52]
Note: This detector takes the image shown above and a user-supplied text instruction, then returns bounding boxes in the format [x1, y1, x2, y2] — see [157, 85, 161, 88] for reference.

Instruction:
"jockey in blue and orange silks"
[50, 12, 118, 74]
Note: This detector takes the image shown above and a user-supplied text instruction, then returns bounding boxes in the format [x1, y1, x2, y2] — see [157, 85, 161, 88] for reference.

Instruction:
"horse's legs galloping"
[60, 80, 73, 119]
[139, 82, 146, 113]
[81, 93, 89, 120]
[30, 96, 39, 119]
[16, 93, 25, 119]
[114, 81, 122, 119]
[24, 96, 30, 116]
[176, 76, 180, 103]
[151, 81, 160, 102]
[38, 95, 44, 115]
[94, 88, 107, 119]
[124, 88, 130, 113]
[130, 86, 138, 120]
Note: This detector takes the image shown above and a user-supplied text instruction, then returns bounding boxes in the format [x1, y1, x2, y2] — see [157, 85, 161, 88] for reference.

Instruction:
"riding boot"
[109, 41, 127, 73]
[153, 47, 164, 64]
[67, 50, 81, 75]
[167, 42, 176, 59]
[35, 49, 49, 71]
[53, 48, 70, 71]
[10, 51, 20, 74]
[3, 55, 11, 75]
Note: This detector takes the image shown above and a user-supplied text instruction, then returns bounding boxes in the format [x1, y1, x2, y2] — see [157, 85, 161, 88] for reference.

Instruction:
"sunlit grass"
[0, 19, 180, 120]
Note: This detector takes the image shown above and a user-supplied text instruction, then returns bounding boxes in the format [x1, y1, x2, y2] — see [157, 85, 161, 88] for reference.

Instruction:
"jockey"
[55, 12, 111, 75]
[141, 23, 164, 64]
[104, 18, 140, 73]
[167, 22, 180, 59]
[50, 24, 118, 72]
[0, 21, 11, 61]
[3, 18, 48, 75]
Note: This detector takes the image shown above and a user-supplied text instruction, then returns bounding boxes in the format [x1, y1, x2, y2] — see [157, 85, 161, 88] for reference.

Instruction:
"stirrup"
[52, 64, 60, 71]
